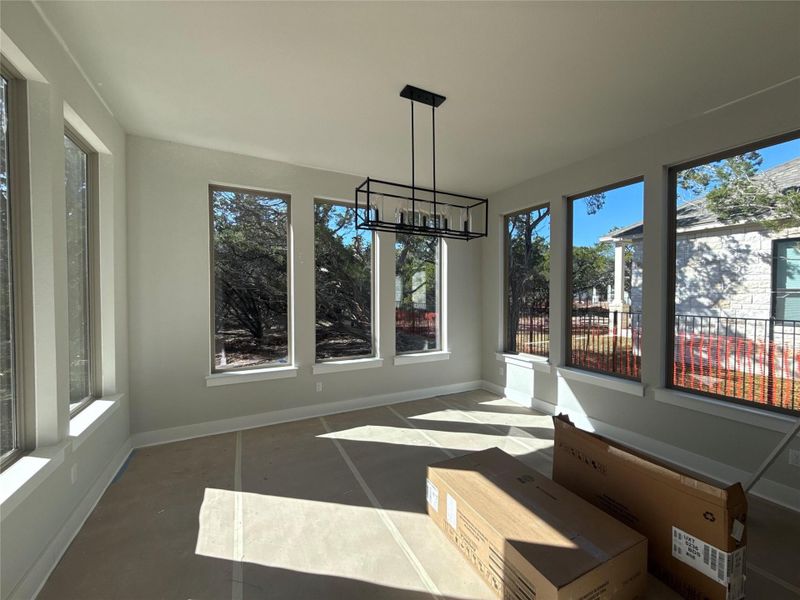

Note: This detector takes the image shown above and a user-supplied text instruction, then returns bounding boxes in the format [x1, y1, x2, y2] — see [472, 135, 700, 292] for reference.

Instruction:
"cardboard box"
[551, 415, 747, 600]
[426, 447, 648, 600]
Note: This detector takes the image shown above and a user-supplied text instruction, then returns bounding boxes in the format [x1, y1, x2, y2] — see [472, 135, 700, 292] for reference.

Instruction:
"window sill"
[496, 352, 551, 373]
[557, 367, 645, 397]
[654, 388, 796, 433]
[69, 395, 122, 450]
[313, 357, 383, 375]
[394, 351, 450, 366]
[0, 440, 69, 522]
[206, 365, 298, 387]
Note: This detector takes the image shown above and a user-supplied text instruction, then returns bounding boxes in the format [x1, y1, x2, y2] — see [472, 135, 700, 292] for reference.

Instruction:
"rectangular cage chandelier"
[355, 85, 488, 241]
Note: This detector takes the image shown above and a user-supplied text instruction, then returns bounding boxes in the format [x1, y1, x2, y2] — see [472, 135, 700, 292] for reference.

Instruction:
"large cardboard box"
[426, 447, 648, 600]
[552, 415, 747, 600]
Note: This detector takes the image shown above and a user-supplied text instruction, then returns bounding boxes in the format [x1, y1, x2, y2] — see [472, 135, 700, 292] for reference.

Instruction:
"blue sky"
[572, 137, 800, 247]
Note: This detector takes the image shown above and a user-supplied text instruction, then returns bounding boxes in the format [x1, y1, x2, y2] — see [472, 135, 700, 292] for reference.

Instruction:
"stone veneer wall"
[626, 225, 799, 320]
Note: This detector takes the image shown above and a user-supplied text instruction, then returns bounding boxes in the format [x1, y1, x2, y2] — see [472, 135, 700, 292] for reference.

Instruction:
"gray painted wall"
[125, 136, 483, 435]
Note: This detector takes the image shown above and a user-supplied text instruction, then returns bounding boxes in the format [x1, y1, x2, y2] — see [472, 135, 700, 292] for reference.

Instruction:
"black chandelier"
[355, 85, 488, 241]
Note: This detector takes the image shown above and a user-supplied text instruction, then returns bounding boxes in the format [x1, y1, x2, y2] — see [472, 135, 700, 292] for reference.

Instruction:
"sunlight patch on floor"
[316, 423, 554, 462]
[195, 488, 461, 597]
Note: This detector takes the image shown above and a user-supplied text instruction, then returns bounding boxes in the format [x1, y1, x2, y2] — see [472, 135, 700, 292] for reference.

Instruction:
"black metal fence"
[673, 314, 799, 412]
[511, 304, 550, 357]
[569, 310, 643, 379]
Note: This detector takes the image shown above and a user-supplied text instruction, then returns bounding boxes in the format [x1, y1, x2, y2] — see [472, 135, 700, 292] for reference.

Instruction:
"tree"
[680, 151, 800, 230]
[506, 208, 550, 351]
[572, 243, 614, 303]
[213, 191, 288, 363]
[505, 194, 607, 351]
[314, 203, 372, 358]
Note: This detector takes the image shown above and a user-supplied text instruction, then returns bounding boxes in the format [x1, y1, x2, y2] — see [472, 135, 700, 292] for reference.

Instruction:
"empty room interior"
[1, 1, 799, 599]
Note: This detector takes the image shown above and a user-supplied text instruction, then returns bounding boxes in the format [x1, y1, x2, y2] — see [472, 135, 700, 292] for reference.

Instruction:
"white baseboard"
[132, 380, 485, 449]
[10, 439, 133, 600]
[479, 381, 800, 512]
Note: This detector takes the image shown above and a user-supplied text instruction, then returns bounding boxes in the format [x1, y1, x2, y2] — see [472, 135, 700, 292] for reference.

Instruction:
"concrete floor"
[39, 390, 800, 599]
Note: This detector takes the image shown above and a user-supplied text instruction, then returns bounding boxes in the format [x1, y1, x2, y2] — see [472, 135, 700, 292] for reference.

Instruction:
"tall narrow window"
[505, 205, 550, 357]
[395, 234, 440, 353]
[774, 239, 800, 321]
[568, 180, 644, 380]
[315, 200, 373, 361]
[670, 135, 800, 413]
[211, 186, 289, 371]
[65, 132, 93, 411]
[1, 72, 18, 461]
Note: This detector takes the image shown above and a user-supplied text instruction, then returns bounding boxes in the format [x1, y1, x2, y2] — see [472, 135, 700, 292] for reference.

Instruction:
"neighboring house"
[604, 157, 800, 323]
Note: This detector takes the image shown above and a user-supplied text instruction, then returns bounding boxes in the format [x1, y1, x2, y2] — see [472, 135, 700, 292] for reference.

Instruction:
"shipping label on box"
[671, 527, 745, 600]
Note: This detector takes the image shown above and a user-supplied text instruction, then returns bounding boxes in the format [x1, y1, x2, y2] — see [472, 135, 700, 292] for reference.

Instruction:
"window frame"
[771, 237, 800, 321]
[0, 63, 23, 469]
[313, 197, 376, 363]
[666, 130, 800, 415]
[503, 203, 551, 358]
[208, 183, 292, 374]
[64, 125, 100, 417]
[394, 234, 442, 355]
[565, 176, 644, 381]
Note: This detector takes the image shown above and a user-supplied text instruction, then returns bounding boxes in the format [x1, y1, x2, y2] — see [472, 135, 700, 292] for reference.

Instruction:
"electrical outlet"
[70, 463, 78, 484]
[316, 382, 323, 392]
[789, 449, 800, 467]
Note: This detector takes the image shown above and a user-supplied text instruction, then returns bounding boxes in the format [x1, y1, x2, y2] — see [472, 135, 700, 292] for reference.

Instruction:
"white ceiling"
[37, 1, 800, 196]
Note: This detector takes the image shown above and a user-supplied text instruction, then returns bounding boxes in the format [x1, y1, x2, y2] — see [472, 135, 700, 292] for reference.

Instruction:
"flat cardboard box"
[427, 447, 648, 600]
[551, 415, 747, 600]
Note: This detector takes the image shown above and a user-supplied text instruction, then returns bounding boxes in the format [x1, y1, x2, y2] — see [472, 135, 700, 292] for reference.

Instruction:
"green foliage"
[213, 191, 288, 347]
[680, 151, 800, 230]
[314, 203, 372, 358]
[572, 243, 614, 298]
[505, 207, 550, 351]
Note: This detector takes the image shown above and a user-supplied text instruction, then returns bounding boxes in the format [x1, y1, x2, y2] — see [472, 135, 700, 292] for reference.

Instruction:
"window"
[504, 205, 550, 357]
[314, 200, 373, 361]
[669, 134, 800, 413]
[210, 185, 289, 371]
[395, 234, 440, 353]
[1, 72, 19, 464]
[773, 239, 800, 321]
[567, 180, 644, 380]
[65, 131, 95, 412]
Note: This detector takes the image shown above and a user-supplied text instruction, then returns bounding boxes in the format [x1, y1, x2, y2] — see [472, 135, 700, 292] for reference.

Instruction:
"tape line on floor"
[435, 397, 543, 454]
[386, 405, 457, 459]
[319, 416, 443, 600]
[232, 431, 244, 600]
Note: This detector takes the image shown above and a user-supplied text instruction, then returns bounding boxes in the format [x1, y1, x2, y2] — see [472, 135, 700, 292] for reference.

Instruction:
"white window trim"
[394, 236, 447, 357]
[394, 350, 450, 366]
[496, 352, 551, 373]
[1, 391, 122, 521]
[0, 440, 69, 521]
[208, 184, 293, 377]
[69, 395, 122, 449]
[205, 365, 298, 387]
[313, 197, 379, 363]
[313, 357, 383, 375]
[557, 366, 645, 397]
[654, 387, 796, 434]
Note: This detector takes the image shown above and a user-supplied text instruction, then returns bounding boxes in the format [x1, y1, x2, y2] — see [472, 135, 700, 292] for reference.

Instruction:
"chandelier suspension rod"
[410, 100, 415, 208]
[432, 104, 437, 215]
